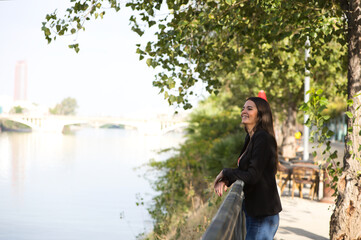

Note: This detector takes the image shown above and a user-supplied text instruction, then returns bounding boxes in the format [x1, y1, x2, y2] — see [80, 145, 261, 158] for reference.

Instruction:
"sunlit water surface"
[0, 128, 184, 240]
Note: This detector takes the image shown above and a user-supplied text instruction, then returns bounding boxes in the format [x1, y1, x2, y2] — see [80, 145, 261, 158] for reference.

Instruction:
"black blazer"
[222, 129, 282, 217]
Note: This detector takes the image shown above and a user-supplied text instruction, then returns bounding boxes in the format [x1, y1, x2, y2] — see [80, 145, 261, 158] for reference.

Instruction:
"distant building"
[14, 61, 28, 101]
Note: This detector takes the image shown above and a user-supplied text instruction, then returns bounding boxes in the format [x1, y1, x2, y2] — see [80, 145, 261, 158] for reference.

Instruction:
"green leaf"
[323, 115, 330, 120]
[347, 99, 353, 106]
[319, 97, 328, 106]
[326, 130, 334, 138]
[316, 89, 323, 95]
[159, 24, 166, 30]
[68, 43, 80, 53]
[148, 21, 156, 27]
[345, 111, 353, 118]
[44, 27, 51, 36]
[330, 151, 338, 159]
[354, 92, 361, 98]
[319, 118, 324, 127]
[299, 103, 308, 111]
[146, 58, 152, 67]
[169, 95, 176, 104]
[131, 26, 144, 36]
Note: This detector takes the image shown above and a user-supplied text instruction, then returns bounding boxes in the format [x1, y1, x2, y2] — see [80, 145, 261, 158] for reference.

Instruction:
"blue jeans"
[243, 206, 279, 240]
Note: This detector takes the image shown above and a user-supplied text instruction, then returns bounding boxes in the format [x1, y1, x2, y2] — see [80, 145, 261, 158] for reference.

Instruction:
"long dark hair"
[246, 97, 278, 169]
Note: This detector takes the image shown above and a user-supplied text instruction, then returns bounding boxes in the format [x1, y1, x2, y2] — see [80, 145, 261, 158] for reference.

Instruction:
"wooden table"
[278, 162, 321, 200]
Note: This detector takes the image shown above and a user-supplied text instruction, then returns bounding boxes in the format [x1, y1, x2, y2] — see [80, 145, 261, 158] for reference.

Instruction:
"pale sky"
[0, 0, 205, 117]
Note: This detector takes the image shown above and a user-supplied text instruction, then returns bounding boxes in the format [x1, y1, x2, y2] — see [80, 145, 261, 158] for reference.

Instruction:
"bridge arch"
[0, 117, 34, 130]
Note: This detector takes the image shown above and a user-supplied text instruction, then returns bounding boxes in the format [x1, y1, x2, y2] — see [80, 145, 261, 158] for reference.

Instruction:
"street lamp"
[304, 37, 310, 161]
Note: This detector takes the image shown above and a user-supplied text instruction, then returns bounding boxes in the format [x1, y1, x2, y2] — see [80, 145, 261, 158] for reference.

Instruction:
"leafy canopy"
[42, 0, 347, 109]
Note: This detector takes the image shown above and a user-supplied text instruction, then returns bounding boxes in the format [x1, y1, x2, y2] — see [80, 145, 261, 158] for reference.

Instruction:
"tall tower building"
[14, 60, 28, 101]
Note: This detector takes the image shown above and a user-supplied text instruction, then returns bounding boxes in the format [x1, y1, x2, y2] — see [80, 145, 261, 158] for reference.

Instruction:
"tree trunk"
[280, 105, 297, 159]
[330, 1, 361, 239]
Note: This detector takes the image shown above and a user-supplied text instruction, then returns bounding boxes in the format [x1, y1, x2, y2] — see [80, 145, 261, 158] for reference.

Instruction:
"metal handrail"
[202, 180, 246, 240]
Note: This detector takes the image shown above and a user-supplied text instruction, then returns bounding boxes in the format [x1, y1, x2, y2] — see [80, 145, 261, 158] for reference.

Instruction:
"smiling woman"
[213, 97, 282, 240]
[240, 100, 258, 135]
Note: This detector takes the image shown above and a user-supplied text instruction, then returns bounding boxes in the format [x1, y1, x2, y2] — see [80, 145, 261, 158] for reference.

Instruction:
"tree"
[49, 97, 78, 115]
[329, 1, 361, 238]
[10, 105, 24, 114]
[217, 39, 346, 158]
[42, 1, 360, 238]
[41, 0, 346, 157]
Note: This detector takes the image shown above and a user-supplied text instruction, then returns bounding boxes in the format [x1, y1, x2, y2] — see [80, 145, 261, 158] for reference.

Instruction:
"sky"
[0, 0, 206, 117]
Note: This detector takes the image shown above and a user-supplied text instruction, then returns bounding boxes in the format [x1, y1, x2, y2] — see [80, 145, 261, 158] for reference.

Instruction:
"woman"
[214, 97, 282, 240]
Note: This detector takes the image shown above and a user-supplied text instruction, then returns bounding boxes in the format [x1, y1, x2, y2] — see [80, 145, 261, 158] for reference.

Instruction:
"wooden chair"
[277, 162, 292, 196]
[291, 166, 319, 200]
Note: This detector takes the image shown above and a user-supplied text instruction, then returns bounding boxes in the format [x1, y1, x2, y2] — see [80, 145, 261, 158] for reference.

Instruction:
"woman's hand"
[214, 170, 228, 197]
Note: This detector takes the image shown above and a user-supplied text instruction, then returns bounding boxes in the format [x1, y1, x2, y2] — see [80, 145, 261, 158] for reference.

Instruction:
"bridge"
[0, 113, 188, 135]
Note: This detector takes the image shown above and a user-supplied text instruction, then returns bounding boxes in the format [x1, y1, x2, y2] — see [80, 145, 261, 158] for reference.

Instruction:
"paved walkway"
[275, 196, 334, 240]
[275, 141, 344, 240]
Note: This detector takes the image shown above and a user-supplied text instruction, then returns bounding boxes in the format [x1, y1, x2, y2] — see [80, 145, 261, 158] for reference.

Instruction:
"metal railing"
[202, 180, 246, 240]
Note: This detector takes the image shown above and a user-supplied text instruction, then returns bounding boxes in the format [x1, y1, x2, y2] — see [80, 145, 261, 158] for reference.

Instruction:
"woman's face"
[241, 100, 258, 128]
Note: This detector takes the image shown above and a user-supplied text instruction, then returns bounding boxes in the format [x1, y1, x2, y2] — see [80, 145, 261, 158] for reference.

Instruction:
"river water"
[0, 128, 184, 240]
